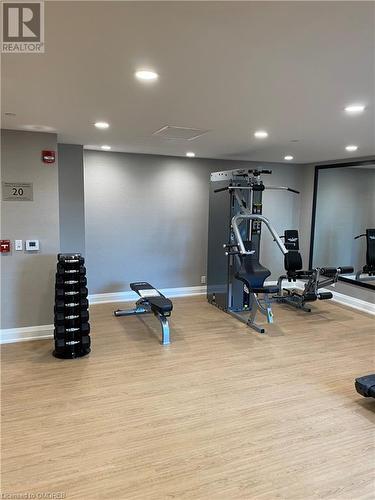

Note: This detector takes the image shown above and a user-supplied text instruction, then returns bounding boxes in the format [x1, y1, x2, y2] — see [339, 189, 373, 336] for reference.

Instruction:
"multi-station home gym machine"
[207, 168, 298, 333]
[207, 168, 353, 333]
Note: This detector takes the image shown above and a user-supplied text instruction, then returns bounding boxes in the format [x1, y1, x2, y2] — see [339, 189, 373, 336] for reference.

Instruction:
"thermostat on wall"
[25, 240, 40, 251]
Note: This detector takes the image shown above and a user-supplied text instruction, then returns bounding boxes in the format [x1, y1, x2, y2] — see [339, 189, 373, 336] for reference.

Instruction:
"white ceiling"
[2, 1, 375, 163]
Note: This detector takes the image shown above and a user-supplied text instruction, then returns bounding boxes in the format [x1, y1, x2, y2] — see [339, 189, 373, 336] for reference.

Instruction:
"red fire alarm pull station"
[42, 150, 56, 164]
[0, 240, 11, 253]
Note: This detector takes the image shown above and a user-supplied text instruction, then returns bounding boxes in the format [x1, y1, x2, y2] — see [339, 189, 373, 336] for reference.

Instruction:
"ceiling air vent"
[153, 125, 209, 141]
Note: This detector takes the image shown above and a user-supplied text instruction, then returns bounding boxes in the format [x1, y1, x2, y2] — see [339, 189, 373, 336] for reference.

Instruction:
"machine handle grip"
[320, 267, 338, 276]
[354, 234, 366, 239]
[320, 266, 354, 276]
[287, 188, 300, 194]
[338, 266, 354, 274]
[318, 292, 333, 300]
[214, 186, 229, 193]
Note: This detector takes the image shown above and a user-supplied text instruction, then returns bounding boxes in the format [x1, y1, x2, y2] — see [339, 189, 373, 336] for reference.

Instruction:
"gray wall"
[1, 130, 60, 328]
[84, 151, 304, 294]
[58, 143, 85, 255]
[84, 151, 212, 294]
[313, 167, 375, 270]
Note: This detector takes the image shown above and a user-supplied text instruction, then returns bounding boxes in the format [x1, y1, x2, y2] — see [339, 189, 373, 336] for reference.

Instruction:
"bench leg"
[115, 298, 171, 345]
[158, 315, 170, 345]
[114, 299, 150, 317]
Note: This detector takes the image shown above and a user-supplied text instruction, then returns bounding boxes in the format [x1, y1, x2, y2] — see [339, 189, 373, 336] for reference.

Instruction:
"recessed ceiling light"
[284, 155, 294, 161]
[135, 70, 159, 81]
[101, 145, 111, 150]
[345, 104, 365, 114]
[345, 145, 358, 152]
[254, 130, 268, 139]
[95, 121, 110, 129]
[186, 152, 195, 158]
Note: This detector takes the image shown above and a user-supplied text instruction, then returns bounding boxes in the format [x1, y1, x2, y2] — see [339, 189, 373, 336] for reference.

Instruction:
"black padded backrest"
[284, 251, 303, 272]
[283, 230, 302, 273]
[284, 230, 300, 250]
[237, 241, 271, 288]
[148, 296, 173, 314]
[366, 229, 375, 267]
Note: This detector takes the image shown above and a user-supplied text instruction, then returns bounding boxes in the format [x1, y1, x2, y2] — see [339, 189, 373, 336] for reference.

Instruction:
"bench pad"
[355, 374, 375, 398]
[130, 282, 173, 315]
[148, 296, 173, 315]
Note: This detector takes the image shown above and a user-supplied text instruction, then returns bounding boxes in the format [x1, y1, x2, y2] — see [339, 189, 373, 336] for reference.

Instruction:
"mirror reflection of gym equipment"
[311, 162, 375, 290]
[354, 229, 375, 281]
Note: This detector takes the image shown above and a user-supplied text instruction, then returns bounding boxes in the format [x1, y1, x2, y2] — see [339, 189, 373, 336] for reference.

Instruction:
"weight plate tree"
[53, 253, 91, 359]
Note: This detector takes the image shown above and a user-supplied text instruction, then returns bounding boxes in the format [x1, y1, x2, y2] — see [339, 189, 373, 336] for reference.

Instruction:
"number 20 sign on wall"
[2, 182, 33, 201]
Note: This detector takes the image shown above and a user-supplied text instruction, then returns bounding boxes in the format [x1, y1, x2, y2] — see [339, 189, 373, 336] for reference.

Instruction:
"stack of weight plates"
[53, 253, 91, 359]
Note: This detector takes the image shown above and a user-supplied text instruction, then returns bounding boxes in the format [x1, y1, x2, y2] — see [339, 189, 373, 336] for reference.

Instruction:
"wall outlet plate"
[201, 275, 206, 284]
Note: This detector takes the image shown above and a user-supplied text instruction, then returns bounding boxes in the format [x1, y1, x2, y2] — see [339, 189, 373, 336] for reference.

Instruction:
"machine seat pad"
[148, 296, 173, 315]
[251, 286, 279, 294]
[355, 374, 375, 398]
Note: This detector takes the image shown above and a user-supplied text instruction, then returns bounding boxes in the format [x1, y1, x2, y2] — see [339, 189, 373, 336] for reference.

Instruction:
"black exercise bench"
[355, 374, 375, 399]
[114, 282, 173, 345]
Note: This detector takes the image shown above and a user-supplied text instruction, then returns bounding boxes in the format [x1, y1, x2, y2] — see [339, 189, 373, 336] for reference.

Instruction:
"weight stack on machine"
[53, 253, 91, 359]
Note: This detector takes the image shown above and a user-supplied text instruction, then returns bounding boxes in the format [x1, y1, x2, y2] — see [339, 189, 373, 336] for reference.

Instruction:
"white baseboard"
[0, 324, 54, 344]
[2, 283, 373, 345]
[327, 289, 375, 315]
[89, 285, 207, 305]
[288, 280, 375, 315]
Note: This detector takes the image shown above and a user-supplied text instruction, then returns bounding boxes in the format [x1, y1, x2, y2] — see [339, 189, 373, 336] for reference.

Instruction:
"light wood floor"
[1, 297, 374, 499]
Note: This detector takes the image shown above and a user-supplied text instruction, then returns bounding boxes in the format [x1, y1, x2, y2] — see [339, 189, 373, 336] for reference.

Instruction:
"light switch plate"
[15, 240, 23, 251]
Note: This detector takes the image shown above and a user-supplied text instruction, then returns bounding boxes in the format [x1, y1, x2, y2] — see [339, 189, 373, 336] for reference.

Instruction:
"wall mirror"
[310, 160, 375, 290]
